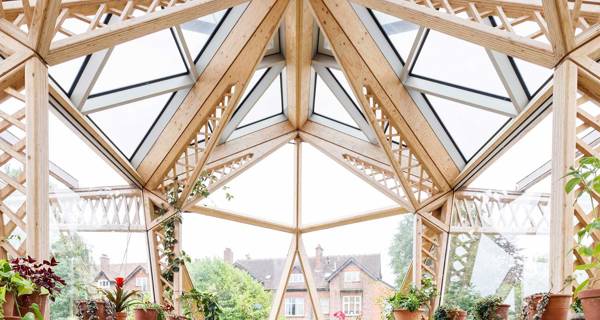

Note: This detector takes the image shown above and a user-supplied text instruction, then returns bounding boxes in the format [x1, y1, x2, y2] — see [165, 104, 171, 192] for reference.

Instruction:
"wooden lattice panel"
[50, 188, 144, 232]
[419, 219, 444, 280]
[361, 86, 441, 209]
[156, 85, 237, 204]
[451, 189, 550, 234]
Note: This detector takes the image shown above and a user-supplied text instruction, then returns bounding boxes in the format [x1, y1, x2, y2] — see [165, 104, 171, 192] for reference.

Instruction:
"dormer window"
[289, 273, 304, 283]
[344, 271, 360, 283]
[98, 280, 110, 288]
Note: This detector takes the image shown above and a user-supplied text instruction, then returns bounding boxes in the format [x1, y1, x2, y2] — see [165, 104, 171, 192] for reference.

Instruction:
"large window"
[342, 296, 362, 316]
[285, 297, 305, 316]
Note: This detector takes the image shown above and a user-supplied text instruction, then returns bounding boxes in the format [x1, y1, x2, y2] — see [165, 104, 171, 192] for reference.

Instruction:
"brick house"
[94, 254, 151, 293]
[232, 246, 394, 320]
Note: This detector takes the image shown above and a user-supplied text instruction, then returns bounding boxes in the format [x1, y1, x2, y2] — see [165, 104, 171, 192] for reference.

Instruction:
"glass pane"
[198, 142, 294, 225]
[91, 29, 187, 94]
[49, 112, 128, 188]
[302, 215, 413, 319]
[425, 95, 509, 160]
[328, 68, 360, 107]
[182, 214, 293, 319]
[49, 56, 86, 94]
[301, 143, 397, 226]
[370, 10, 419, 61]
[314, 74, 361, 129]
[513, 58, 553, 98]
[88, 93, 172, 158]
[181, 9, 229, 60]
[240, 68, 269, 105]
[238, 73, 283, 128]
[412, 30, 509, 98]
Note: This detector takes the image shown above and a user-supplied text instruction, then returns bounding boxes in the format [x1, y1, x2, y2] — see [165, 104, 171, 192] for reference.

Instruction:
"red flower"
[115, 277, 125, 288]
[333, 311, 346, 320]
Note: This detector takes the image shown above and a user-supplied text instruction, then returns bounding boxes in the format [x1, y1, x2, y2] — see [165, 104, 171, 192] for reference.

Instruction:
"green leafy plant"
[388, 278, 438, 312]
[434, 304, 464, 320]
[134, 298, 167, 320]
[100, 276, 139, 312]
[180, 288, 222, 320]
[565, 156, 600, 294]
[471, 296, 504, 320]
[0, 259, 35, 318]
[21, 303, 44, 320]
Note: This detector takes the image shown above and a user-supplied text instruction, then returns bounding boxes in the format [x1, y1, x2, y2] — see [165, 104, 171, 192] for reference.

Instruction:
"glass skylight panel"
[313, 74, 361, 129]
[412, 30, 510, 98]
[238, 74, 283, 128]
[425, 95, 509, 161]
[240, 68, 269, 105]
[88, 93, 172, 158]
[328, 68, 360, 107]
[512, 58, 553, 98]
[181, 9, 229, 61]
[370, 10, 419, 61]
[91, 29, 187, 95]
[49, 56, 86, 94]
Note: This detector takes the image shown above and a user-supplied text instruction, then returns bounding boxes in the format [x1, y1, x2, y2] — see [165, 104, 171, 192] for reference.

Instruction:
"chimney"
[224, 248, 234, 264]
[315, 245, 324, 271]
[100, 254, 110, 272]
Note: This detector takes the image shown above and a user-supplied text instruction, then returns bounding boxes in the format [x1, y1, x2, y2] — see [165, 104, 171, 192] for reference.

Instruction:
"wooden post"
[413, 215, 423, 287]
[25, 57, 49, 260]
[549, 60, 578, 292]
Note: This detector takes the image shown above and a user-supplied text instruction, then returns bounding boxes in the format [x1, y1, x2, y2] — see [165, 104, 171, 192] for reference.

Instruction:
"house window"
[320, 298, 330, 314]
[285, 297, 305, 316]
[289, 273, 304, 283]
[97, 280, 110, 288]
[342, 296, 362, 316]
[344, 271, 360, 283]
[136, 277, 147, 291]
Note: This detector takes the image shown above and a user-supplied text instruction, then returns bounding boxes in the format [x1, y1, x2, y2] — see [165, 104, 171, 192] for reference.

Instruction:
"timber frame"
[0, 0, 598, 318]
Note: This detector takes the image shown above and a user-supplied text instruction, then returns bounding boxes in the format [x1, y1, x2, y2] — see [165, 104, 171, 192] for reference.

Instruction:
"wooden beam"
[542, 0, 576, 59]
[138, 0, 290, 185]
[186, 205, 296, 234]
[27, 0, 61, 57]
[25, 57, 49, 259]
[549, 59, 577, 292]
[285, 0, 313, 129]
[351, 0, 556, 68]
[297, 236, 322, 320]
[45, 0, 247, 65]
[301, 206, 408, 233]
[268, 237, 297, 320]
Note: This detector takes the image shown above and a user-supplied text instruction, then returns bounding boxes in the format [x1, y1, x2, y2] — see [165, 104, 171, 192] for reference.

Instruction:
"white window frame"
[344, 271, 360, 283]
[98, 280, 110, 288]
[135, 277, 147, 290]
[342, 295, 362, 316]
[285, 297, 305, 316]
[320, 297, 330, 314]
[289, 273, 304, 284]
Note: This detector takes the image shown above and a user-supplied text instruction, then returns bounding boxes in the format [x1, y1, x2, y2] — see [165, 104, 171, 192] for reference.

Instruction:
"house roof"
[94, 263, 148, 283]
[234, 253, 383, 290]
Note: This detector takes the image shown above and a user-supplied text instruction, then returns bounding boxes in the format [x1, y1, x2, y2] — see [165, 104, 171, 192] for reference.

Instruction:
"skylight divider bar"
[400, 26, 426, 82]
[173, 25, 199, 80]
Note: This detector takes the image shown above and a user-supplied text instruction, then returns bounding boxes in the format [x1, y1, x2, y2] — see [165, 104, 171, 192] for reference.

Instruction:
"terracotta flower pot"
[524, 294, 571, 320]
[448, 310, 468, 320]
[116, 311, 128, 320]
[579, 288, 600, 320]
[393, 309, 426, 320]
[3, 291, 16, 317]
[17, 293, 47, 316]
[76, 300, 112, 320]
[135, 308, 159, 320]
[495, 304, 510, 320]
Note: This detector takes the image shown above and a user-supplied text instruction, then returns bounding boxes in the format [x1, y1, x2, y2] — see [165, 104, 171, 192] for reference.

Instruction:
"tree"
[187, 258, 272, 320]
[51, 232, 96, 319]
[388, 215, 414, 287]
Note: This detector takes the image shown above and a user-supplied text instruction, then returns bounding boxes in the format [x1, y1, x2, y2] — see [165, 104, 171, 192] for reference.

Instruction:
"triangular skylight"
[88, 93, 172, 159]
[240, 68, 269, 105]
[328, 68, 360, 107]
[90, 28, 188, 95]
[411, 30, 510, 99]
[425, 94, 510, 161]
[238, 72, 284, 128]
[181, 9, 229, 61]
[512, 58, 553, 98]
[369, 9, 420, 62]
[313, 73, 362, 130]
[49, 55, 87, 95]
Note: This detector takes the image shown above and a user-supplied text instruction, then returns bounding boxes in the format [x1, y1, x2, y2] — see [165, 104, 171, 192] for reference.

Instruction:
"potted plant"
[471, 296, 509, 320]
[519, 292, 571, 320]
[10, 256, 65, 316]
[0, 259, 34, 318]
[387, 278, 437, 320]
[76, 299, 117, 320]
[100, 276, 139, 320]
[180, 288, 221, 320]
[134, 299, 166, 320]
[565, 156, 600, 319]
[434, 304, 467, 320]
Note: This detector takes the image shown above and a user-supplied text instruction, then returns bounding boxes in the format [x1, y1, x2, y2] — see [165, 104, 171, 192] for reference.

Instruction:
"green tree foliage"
[187, 258, 272, 320]
[443, 282, 482, 313]
[50, 233, 96, 319]
[389, 215, 414, 287]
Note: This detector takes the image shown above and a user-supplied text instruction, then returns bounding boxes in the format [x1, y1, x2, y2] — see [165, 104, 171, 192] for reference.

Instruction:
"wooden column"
[412, 215, 423, 287]
[25, 57, 49, 260]
[549, 60, 578, 292]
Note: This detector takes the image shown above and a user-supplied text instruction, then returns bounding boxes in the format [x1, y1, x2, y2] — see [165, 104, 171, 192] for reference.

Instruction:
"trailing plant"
[471, 296, 504, 320]
[434, 304, 464, 320]
[565, 156, 600, 293]
[10, 256, 65, 300]
[388, 278, 438, 312]
[517, 293, 550, 320]
[180, 288, 222, 320]
[100, 276, 139, 312]
[75, 299, 116, 320]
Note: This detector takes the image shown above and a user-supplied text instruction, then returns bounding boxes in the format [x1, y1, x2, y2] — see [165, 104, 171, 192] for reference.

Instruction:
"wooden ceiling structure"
[0, 0, 599, 318]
